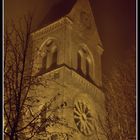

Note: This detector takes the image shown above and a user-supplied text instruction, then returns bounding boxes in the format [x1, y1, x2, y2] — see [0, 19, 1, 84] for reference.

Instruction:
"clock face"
[80, 11, 91, 29]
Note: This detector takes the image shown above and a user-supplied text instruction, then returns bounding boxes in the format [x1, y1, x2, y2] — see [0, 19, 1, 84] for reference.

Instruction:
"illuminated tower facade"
[30, 0, 106, 139]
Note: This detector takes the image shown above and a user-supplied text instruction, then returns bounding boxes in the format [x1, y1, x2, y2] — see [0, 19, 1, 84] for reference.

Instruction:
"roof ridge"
[34, 0, 77, 32]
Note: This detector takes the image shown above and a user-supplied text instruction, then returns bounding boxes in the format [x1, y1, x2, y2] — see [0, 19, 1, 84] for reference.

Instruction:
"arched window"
[36, 39, 58, 76]
[40, 54, 47, 73]
[35, 49, 48, 76]
[77, 46, 94, 80]
[52, 49, 57, 66]
[49, 46, 57, 69]
[77, 52, 82, 73]
[86, 58, 90, 78]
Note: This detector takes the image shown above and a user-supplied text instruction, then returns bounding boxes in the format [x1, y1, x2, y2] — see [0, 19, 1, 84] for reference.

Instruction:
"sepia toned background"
[4, 0, 136, 139]
[5, 0, 136, 75]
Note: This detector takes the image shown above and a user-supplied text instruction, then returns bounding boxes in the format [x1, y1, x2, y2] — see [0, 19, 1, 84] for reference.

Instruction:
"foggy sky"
[5, 0, 136, 74]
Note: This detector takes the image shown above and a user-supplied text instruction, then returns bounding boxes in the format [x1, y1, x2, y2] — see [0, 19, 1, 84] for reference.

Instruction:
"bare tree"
[4, 15, 77, 140]
[97, 46, 136, 140]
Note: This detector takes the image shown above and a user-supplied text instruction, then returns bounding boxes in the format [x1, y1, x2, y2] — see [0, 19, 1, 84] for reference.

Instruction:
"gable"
[67, 0, 102, 46]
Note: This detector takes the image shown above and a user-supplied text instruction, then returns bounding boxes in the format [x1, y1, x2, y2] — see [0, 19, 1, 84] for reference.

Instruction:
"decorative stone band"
[41, 66, 102, 95]
[31, 17, 73, 39]
[38, 66, 63, 80]
[71, 69, 103, 95]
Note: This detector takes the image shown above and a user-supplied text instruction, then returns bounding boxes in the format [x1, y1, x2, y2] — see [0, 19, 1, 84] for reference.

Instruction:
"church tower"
[30, 0, 106, 139]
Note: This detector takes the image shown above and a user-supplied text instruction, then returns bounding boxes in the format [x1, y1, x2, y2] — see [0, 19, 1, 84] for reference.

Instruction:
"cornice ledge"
[31, 17, 73, 38]
[71, 70, 102, 95]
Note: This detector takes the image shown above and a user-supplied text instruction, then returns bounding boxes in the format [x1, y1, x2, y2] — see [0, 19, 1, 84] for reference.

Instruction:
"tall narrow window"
[51, 49, 57, 67]
[77, 52, 82, 73]
[86, 58, 90, 78]
[41, 54, 47, 71]
[47, 44, 58, 71]
[35, 52, 48, 76]
[77, 46, 94, 81]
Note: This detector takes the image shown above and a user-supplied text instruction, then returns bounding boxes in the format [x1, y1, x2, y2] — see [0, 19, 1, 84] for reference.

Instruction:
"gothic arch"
[35, 37, 59, 76]
[77, 44, 95, 80]
[39, 37, 57, 52]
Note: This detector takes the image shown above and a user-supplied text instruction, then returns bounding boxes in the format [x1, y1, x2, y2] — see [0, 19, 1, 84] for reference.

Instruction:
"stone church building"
[29, 0, 106, 139]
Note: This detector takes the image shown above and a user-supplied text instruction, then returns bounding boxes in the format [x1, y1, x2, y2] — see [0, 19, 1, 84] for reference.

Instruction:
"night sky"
[5, 0, 136, 74]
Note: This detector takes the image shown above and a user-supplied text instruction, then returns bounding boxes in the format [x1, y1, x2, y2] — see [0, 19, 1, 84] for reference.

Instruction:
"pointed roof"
[34, 0, 103, 48]
[37, 0, 77, 30]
